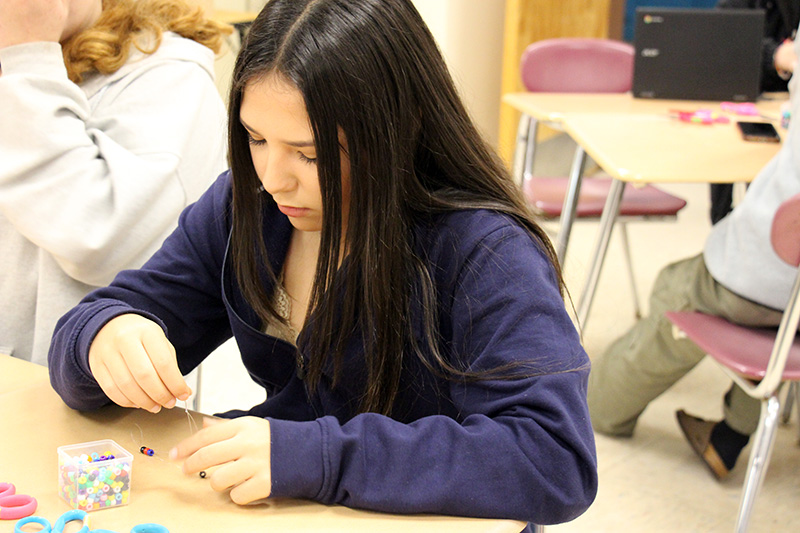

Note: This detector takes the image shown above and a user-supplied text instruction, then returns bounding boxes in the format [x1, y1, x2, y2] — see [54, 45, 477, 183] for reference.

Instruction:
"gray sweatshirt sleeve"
[0, 40, 227, 285]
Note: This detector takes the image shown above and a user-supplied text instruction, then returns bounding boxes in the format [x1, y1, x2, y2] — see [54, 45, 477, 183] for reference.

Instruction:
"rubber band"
[53, 509, 90, 533]
[0, 483, 14, 498]
[131, 523, 170, 533]
[14, 515, 49, 533]
[0, 494, 37, 520]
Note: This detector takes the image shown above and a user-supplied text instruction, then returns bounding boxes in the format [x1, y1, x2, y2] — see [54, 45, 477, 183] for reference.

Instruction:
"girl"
[0, 0, 230, 365]
[49, 0, 597, 527]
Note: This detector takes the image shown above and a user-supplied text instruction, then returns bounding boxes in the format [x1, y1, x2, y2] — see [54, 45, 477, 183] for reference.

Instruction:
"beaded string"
[130, 405, 205, 478]
[130, 424, 181, 472]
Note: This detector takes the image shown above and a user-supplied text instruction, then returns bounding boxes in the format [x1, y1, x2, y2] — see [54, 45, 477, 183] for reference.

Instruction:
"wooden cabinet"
[499, 0, 625, 162]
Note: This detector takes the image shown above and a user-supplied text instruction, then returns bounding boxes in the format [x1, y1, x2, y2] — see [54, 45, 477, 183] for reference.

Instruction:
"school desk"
[503, 92, 785, 327]
[0, 355, 525, 533]
[560, 103, 784, 328]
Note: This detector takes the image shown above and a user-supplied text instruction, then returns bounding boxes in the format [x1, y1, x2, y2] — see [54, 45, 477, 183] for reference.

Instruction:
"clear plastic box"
[57, 439, 133, 512]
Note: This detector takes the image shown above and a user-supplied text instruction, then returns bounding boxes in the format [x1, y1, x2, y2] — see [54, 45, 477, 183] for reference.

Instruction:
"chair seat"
[665, 311, 800, 380]
[524, 176, 687, 218]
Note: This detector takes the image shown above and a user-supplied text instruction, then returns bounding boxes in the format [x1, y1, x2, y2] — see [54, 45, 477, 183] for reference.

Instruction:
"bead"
[199, 471, 207, 478]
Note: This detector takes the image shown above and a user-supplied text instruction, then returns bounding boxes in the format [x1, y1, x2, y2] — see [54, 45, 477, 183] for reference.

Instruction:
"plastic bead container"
[57, 439, 133, 512]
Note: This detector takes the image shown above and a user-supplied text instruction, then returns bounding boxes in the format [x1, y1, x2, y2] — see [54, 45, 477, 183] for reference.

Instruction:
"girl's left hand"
[170, 416, 272, 504]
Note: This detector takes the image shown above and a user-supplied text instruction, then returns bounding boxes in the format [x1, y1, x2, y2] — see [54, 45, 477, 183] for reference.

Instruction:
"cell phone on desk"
[737, 121, 781, 143]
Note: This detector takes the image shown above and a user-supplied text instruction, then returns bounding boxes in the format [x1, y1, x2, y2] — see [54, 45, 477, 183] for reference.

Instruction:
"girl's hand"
[170, 417, 272, 505]
[0, 0, 69, 49]
[88, 314, 191, 413]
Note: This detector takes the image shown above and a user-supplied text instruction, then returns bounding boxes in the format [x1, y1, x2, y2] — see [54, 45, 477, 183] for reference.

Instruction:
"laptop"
[632, 8, 765, 101]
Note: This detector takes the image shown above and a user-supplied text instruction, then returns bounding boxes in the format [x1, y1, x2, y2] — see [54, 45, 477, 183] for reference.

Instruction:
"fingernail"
[149, 405, 162, 414]
[178, 392, 190, 401]
[166, 398, 176, 409]
[169, 448, 178, 460]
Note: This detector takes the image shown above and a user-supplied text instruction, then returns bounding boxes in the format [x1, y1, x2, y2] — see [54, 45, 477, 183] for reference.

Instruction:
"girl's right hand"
[88, 314, 192, 413]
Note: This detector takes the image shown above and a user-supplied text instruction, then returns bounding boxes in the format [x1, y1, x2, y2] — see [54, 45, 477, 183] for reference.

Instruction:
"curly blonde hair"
[62, 0, 233, 84]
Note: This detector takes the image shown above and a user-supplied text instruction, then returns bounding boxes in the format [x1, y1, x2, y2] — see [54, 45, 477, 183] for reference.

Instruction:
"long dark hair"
[228, 0, 563, 415]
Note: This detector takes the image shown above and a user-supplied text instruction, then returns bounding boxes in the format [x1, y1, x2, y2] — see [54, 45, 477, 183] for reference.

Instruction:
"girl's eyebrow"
[240, 118, 315, 148]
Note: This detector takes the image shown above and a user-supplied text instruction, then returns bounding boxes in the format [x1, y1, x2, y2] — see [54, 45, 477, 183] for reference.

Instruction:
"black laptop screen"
[633, 8, 765, 101]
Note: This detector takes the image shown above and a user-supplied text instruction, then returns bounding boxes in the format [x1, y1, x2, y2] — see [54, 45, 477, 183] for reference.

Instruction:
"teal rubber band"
[52, 509, 89, 533]
[131, 524, 170, 533]
[14, 515, 50, 533]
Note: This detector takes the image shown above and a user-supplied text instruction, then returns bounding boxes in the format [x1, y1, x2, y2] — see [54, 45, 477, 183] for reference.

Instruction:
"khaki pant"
[588, 254, 784, 437]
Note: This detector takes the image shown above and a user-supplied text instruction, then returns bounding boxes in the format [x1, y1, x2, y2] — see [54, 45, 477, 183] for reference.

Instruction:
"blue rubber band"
[131, 524, 170, 533]
[52, 509, 89, 533]
[14, 515, 50, 533]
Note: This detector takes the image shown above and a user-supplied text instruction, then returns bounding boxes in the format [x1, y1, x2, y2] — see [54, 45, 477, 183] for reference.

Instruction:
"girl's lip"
[277, 204, 310, 217]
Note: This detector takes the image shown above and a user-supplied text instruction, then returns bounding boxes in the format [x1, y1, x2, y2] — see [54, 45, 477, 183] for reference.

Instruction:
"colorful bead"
[139, 446, 154, 456]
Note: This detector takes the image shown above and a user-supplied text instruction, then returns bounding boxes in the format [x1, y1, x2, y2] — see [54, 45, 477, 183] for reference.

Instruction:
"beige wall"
[211, 1, 507, 148]
[413, 0, 506, 147]
[213, 0, 266, 11]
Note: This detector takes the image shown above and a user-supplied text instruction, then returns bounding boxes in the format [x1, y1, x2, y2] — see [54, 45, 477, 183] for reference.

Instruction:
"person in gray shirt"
[588, 29, 800, 481]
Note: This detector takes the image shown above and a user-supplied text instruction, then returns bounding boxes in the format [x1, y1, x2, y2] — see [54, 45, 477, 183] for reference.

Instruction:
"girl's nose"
[257, 152, 295, 195]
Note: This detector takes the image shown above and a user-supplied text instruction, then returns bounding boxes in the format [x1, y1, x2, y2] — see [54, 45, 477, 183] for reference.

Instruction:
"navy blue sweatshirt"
[49, 171, 597, 526]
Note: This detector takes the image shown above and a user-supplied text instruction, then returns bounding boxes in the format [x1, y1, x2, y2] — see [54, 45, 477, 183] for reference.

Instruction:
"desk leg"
[512, 114, 533, 187]
[576, 178, 624, 329]
[554, 146, 587, 264]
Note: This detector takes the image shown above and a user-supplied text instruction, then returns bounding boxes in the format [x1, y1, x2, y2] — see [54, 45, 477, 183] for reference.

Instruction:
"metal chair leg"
[617, 221, 642, 319]
[734, 394, 781, 533]
[531, 525, 545, 533]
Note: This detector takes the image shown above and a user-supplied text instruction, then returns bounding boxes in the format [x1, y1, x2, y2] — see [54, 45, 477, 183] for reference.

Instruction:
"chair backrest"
[756, 192, 800, 394]
[520, 38, 634, 93]
[771, 192, 800, 267]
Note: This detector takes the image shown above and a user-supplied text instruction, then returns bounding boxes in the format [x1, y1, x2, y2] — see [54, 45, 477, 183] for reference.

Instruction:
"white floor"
[192, 134, 800, 532]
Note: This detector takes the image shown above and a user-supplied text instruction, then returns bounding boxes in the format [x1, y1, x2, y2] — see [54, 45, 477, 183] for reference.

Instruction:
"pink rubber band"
[0, 484, 14, 498]
[0, 494, 38, 520]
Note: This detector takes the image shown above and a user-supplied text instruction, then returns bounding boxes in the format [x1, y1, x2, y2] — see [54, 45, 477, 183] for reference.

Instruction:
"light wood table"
[503, 92, 785, 327]
[0, 357, 525, 533]
[561, 104, 784, 327]
[503, 92, 785, 264]
[0, 353, 48, 395]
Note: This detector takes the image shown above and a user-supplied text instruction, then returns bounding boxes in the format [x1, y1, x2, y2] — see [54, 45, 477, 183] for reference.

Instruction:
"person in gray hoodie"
[0, 0, 231, 365]
[588, 29, 800, 481]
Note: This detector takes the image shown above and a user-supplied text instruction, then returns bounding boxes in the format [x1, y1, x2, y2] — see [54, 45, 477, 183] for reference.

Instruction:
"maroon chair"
[666, 192, 800, 532]
[513, 38, 687, 318]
